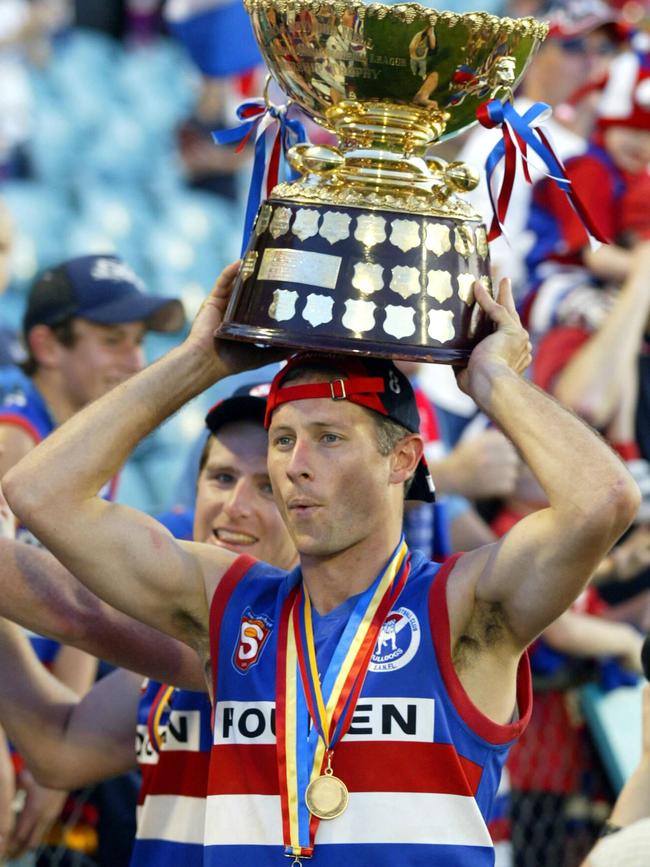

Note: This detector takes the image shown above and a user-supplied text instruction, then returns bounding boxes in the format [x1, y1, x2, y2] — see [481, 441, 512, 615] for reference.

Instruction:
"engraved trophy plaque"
[218, 1, 548, 362]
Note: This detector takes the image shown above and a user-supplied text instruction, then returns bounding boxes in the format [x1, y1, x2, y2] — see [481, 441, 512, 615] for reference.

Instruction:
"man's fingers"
[496, 277, 519, 320]
[473, 280, 511, 325]
[214, 260, 241, 295]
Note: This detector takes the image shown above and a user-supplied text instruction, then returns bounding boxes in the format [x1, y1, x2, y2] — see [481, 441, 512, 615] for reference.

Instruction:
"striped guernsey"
[205, 549, 532, 866]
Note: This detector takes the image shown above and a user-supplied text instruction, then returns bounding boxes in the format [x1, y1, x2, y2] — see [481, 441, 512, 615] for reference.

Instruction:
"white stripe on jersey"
[204, 792, 493, 848]
[137, 795, 206, 844]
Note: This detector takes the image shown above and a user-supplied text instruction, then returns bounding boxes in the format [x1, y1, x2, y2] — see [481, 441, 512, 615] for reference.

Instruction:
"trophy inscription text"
[258, 249, 342, 290]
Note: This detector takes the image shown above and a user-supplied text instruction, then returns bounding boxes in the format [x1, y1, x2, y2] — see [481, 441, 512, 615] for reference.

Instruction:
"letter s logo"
[238, 622, 265, 661]
[233, 609, 273, 673]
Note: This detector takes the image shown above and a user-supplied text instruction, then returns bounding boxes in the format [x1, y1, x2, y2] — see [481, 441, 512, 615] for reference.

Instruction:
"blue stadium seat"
[0, 289, 26, 331]
[1, 181, 74, 290]
[115, 39, 197, 133]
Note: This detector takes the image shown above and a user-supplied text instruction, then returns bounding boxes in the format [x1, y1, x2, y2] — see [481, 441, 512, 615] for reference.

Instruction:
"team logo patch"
[369, 607, 420, 673]
[233, 608, 273, 674]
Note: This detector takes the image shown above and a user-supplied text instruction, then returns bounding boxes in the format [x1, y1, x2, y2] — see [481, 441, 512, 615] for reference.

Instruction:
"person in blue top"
[4, 261, 642, 865]
[0, 253, 184, 863]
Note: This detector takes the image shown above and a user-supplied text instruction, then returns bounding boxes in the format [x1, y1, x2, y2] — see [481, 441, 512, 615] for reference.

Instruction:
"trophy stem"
[326, 101, 450, 157]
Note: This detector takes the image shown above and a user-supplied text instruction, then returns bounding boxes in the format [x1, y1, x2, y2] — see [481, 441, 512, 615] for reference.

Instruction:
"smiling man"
[4, 262, 641, 866]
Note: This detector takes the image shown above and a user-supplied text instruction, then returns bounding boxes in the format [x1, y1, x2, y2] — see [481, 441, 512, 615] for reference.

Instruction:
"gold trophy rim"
[243, 0, 549, 42]
[243, 0, 548, 140]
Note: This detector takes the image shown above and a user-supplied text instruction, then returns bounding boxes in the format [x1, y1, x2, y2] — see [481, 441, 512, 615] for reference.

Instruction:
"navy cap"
[205, 382, 271, 435]
[23, 254, 185, 335]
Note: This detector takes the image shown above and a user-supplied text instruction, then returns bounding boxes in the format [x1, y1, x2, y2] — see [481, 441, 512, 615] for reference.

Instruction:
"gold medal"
[305, 768, 349, 820]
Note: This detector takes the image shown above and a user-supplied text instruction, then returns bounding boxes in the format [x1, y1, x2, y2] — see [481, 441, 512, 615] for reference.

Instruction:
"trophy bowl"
[218, 0, 548, 362]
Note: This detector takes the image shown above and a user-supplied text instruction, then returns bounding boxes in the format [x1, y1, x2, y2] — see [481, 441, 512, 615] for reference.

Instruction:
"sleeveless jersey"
[205, 551, 532, 866]
[132, 680, 212, 867]
[130, 507, 208, 866]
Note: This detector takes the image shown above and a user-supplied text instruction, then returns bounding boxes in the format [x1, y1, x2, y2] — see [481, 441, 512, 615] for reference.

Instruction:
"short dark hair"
[21, 317, 79, 377]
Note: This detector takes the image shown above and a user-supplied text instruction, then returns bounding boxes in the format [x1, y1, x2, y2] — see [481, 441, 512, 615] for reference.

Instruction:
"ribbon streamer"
[213, 98, 307, 255]
[478, 99, 609, 245]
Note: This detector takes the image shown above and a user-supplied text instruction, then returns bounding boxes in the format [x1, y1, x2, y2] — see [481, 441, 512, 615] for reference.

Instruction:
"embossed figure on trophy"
[447, 41, 516, 108]
[411, 26, 440, 108]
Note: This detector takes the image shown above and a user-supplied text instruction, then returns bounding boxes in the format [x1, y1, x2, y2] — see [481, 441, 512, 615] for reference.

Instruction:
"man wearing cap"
[4, 263, 640, 865]
[0, 384, 297, 866]
[0, 253, 184, 479]
[0, 253, 184, 862]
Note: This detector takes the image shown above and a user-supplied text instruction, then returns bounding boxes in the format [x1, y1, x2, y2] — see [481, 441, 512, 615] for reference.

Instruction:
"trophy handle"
[263, 73, 293, 113]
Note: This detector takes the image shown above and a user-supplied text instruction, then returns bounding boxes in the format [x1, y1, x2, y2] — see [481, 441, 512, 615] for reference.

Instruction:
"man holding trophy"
[2, 2, 642, 865]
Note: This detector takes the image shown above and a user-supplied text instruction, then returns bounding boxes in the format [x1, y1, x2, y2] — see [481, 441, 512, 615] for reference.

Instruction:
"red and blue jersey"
[205, 550, 531, 866]
[130, 507, 209, 867]
[0, 365, 56, 445]
[0, 365, 119, 513]
[132, 680, 212, 867]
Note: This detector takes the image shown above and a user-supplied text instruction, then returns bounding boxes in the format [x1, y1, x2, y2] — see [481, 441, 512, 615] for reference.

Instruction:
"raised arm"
[0, 619, 139, 789]
[3, 263, 269, 647]
[450, 279, 640, 654]
[0, 536, 206, 691]
[552, 243, 650, 428]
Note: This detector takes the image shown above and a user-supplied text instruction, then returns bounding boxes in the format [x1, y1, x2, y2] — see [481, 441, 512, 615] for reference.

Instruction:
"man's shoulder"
[190, 544, 288, 611]
[0, 367, 52, 442]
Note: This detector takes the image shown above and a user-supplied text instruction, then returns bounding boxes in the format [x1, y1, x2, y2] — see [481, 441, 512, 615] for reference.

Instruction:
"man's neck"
[300, 527, 404, 615]
[31, 371, 77, 426]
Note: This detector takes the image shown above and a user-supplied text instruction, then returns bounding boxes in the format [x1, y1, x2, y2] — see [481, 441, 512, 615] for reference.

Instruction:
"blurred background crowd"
[1, 0, 650, 865]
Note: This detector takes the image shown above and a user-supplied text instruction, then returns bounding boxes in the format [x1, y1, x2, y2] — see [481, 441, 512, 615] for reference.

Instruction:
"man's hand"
[7, 769, 66, 860]
[610, 526, 650, 582]
[455, 278, 532, 402]
[432, 429, 520, 499]
[191, 260, 285, 379]
[619, 626, 645, 674]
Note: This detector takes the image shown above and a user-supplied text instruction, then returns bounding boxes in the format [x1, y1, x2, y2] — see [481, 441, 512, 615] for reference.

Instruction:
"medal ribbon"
[212, 98, 307, 255]
[477, 98, 609, 245]
[146, 684, 175, 755]
[276, 538, 411, 857]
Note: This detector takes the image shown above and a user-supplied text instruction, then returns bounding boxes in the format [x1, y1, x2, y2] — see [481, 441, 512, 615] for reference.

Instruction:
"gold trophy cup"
[218, 1, 547, 362]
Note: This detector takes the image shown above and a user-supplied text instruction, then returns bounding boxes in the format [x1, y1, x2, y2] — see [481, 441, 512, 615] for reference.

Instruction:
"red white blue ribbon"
[213, 98, 307, 255]
[146, 684, 174, 754]
[477, 99, 609, 245]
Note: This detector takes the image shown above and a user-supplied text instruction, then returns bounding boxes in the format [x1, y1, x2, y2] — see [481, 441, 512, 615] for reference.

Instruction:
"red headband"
[264, 375, 387, 428]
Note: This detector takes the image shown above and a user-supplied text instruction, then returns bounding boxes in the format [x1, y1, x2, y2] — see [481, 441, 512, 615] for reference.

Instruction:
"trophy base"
[217, 321, 474, 364]
[221, 195, 496, 364]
